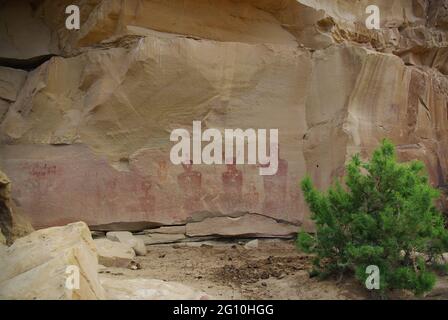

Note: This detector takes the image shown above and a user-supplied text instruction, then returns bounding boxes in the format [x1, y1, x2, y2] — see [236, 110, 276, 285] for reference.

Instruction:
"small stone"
[244, 239, 259, 249]
[0, 222, 105, 299]
[135, 233, 186, 245]
[106, 231, 147, 256]
[128, 261, 141, 270]
[94, 238, 135, 268]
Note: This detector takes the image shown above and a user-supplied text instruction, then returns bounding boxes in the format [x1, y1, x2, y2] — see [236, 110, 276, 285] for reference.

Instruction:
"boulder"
[135, 233, 187, 245]
[94, 238, 135, 268]
[0, 222, 105, 300]
[106, 231, 147, 256]
[100, 276, 210, 300]
[244, 239, 259, 249]
[186, 214, 298, 238]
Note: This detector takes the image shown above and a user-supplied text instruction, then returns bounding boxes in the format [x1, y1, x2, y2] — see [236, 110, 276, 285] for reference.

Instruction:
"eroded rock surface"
[0, 0, 447, 236]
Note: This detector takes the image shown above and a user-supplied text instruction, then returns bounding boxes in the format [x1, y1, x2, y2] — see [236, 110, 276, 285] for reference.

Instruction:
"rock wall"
[0, 0, 447, 235]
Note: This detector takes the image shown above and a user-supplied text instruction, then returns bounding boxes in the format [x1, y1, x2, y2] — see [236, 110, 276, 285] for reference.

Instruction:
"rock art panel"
[0, 0, 447, 236]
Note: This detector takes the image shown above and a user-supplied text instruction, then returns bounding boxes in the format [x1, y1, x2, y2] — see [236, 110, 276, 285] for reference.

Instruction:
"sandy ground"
[99, 239, 374, 299]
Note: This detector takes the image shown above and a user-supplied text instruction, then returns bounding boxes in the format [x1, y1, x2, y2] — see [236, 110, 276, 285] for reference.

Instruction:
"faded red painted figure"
[102, 176, 121, 218]
[157, 159, 168, 183]
[260, 147, 288, 214]
[29, 163, 58, 178]
[177, 160, 202, 213]
[21, 162, 60, 220]
[244, 182, 260, 210]
[136, 178, 156, 218]
[221, 158, 243, 212]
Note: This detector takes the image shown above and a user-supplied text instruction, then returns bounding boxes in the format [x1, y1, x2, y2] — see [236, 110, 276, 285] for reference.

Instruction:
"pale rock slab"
[0, 221, 105, 300]
[106, 231, 147, 256]
[0, 222, 95, 284]
[0, 244, 104, 300]
[94, 238, 136, 267]
[244, 239, 259, 249]
[100, 276, 210, 300]
[186, 214, 298, 238]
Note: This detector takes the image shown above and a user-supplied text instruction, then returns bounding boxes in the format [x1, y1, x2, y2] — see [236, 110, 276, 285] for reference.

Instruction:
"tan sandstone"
[0, 0, 446, 236]
[0, 222, 105, 300]
[94, 238, 136, 268]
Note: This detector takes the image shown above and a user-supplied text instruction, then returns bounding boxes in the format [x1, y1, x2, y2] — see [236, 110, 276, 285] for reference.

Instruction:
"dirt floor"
[98, 239, 374, 299]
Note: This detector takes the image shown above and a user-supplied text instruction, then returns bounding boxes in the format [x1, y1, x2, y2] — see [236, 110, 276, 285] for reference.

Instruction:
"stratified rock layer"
[0, 0, 447, 235]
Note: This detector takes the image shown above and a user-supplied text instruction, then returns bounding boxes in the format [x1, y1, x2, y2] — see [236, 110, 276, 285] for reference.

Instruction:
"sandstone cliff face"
[0, 0, 447, 234]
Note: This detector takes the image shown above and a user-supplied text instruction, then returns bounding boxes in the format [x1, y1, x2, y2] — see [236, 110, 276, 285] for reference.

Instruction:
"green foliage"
[297, 139, 448, 296]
